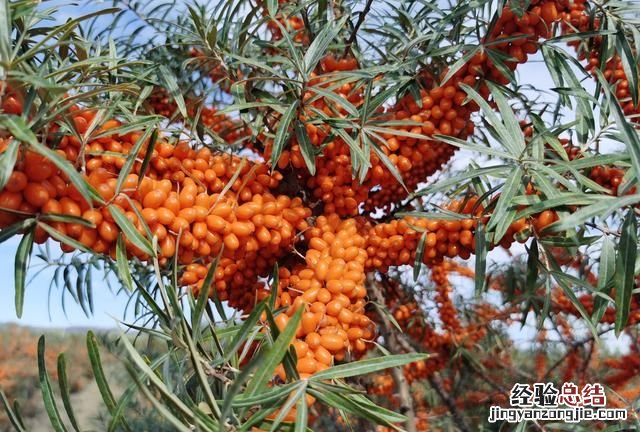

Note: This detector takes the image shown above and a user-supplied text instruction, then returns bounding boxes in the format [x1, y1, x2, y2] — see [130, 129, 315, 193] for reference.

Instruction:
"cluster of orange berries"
[589, 165, 629, 196]
[272, 0, 578, 217]
[0, 83, 23, 116]
[603, 348, 640, 388]
[263, 215, 376, 379]
[363, 0, 574, 213]
[264, 0, 309, 45]
[195, 106, 251, 144]
[552, 287, 640, 327]
[266, 54, 369, 216]
[146, 87, 250, 144]
[147, 87, 178, 117]
[364, 197, 483, 271]
[0, 97, 314, 305]
[188, 48, 239, 92]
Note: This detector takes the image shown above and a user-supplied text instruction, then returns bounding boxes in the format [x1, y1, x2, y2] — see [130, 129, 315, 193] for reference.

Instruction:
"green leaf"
[37, 222, 92, 254]
[0, 389, 27, 432]
[116, 235, 133, 292]
[267, 0, 277, 16]
[525, 239, 539, 295]
[593, 236, 615, 324]
[307, 85, 359, 117]
[548, 269, 599, 339]
[486, 82, 526, 156]
[192, 252, 222, 338]
[441, 46, 479, 85]
[487, 165, 523, 240]
[87, 331, 130, 432]
[108, 205, 155, 258]
[433, 133, 514, 160]
[115, 126, 156, 195]
[0, 0, 10, 63]
[549, 195, 640, 232]
[605, 84, 640, 188]
[270, 100, 299, 169]
[614, 210, 637, 335]
[303, 17, 346, 74]
[224, 302, 266, 362]
[14, 226, 34, 318]
[294, 390, 308, 432]
[0, 137, 19, 190]
[475, 221, 487, 295]
[129, 373, 193, 432]
[413, 232, 426, 281]
[137, 129, 158, 186]
[57, 354, 81, 432]
[231, 383, 297, 408]
[39, 213, 96, 228]
[0, 218, 34, 245]
[269, 381, 307, 431]
[311, 353, 428, 381]
[414, 165, 508, 196]
[158, 66, 187, 118]
[246, 307, 303, 396]
[37, 337, 68, 432]
[307, 385, 404, 427]
[294, 120, 316, 175]
[370, 136, 405, 190]
[616, 29, 638, 107]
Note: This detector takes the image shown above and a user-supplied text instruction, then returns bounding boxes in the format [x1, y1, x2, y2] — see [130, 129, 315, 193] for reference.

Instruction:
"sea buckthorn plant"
[2, 0, 640, 430]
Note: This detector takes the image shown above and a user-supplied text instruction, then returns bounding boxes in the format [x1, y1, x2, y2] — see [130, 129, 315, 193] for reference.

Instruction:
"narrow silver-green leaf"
[270, 100, 299, 170]
[108, 206, 155, 258]
[294, 120, 316, 175]
[550, 194, 640, 232]
[0, 389, 27, 432]
[246, 307, 303, 396]
[475, 221, 487, 295]
[57, 354, 81, 432]
[303, 17, 346, 74]
[116, 234, 133, 292]
[37, 337, 68, 432]
[0, 137, 19, 190]
[593, 236, 615, 324]
[158, 66, 187, 118]
[115, 126, 156, 195]
[311, 353, 427, 381]
[487, 166, 522, 240]
[614, 210, 637, 335]
[269, 381, 307, 431]
[14, 227, 34, 318]
[413, 232, 426, 281]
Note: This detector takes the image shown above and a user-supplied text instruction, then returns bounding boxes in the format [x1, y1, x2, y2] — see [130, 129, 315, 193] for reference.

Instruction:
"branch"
[368, 274, 417, 432]
[369, 275, 474, 432]
[345, 0, 374, 48]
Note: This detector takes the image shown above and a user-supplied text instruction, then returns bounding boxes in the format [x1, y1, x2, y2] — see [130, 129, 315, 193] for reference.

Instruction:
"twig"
[345, 0, 374, 49]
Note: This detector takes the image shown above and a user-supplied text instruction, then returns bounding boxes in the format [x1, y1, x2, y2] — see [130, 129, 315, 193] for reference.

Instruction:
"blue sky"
[0, 237, 132, 328]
